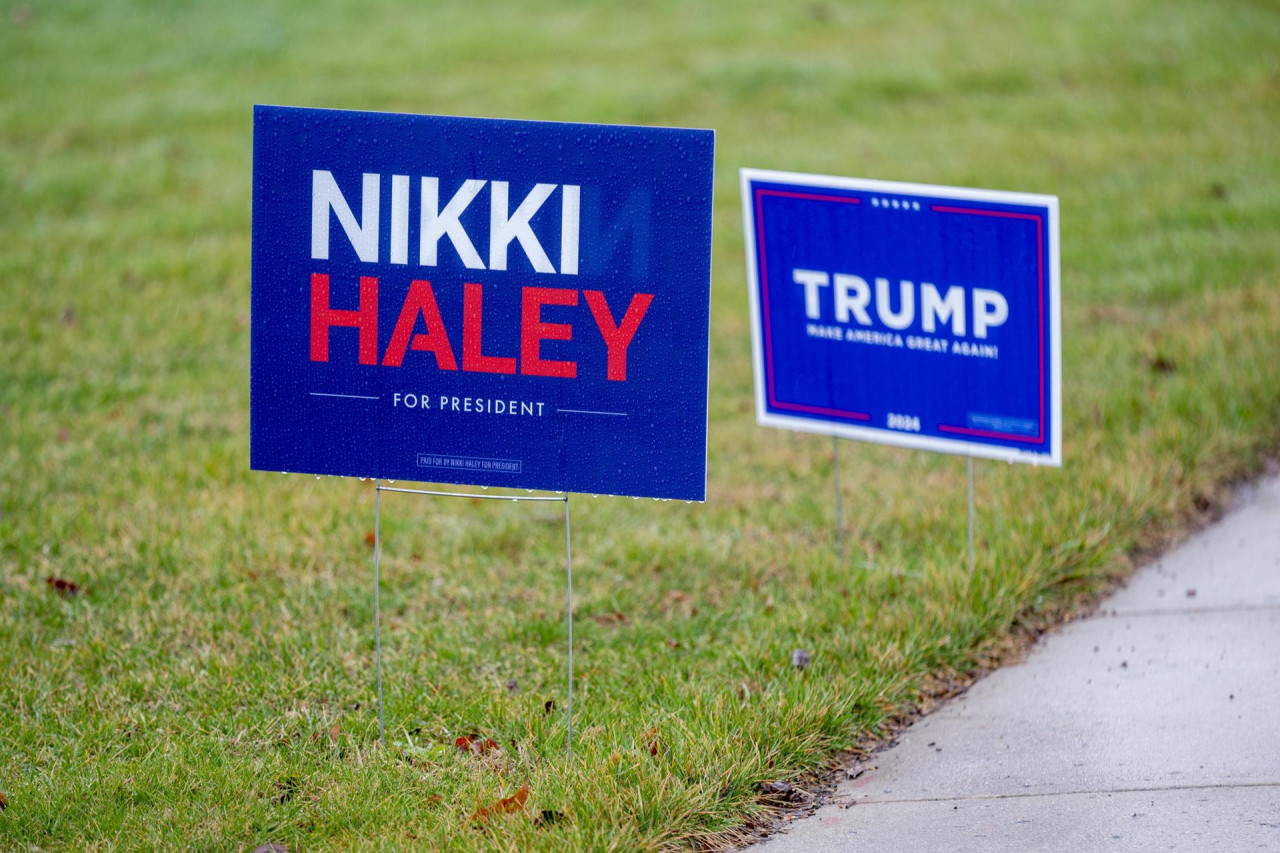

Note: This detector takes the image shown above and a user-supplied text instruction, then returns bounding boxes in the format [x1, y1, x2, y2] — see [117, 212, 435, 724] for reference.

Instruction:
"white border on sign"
[739, 167, 1062, 467]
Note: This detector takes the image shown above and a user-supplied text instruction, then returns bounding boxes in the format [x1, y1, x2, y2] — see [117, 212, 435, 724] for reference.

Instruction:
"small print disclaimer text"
[417, 454, 522, 474]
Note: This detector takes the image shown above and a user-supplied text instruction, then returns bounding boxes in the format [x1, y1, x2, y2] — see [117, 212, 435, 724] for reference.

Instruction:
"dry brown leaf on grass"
[46, 577, 80, 596]
[310, 723, 340, 744]
[660, 590, 691, 615]
[760, 780, 804, 803]
[455, 735, 499, 755]
[470, 784, 529, 822]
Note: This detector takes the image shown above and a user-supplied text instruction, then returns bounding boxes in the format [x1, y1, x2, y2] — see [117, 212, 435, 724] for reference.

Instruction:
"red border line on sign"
[930, 205, 1046, 445]
[755, 188, 871, 423]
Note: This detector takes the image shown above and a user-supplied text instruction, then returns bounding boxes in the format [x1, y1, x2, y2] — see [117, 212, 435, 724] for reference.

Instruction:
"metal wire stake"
[369, 485, 572, 753]
[833, 435, 844, 561]
[374, 480, 385, 746]
[564, 495, 574, 760]
[967, 456, 975, 575]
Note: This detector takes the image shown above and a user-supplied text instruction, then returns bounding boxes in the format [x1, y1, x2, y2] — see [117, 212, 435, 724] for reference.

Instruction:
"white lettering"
[875, 278, 915, 330]
[801, 268, 1009, 340]
[311, 170, 379, 262]
[834, 274, 872, 325]
[390, 174, 409, 265]
[420, 177, 486, 269]
[560, 184, 580, 275]
[793, 269, 830, 320]
[920, 283, 966, 336]
[973, 288, 1009, 338]
[489, 181, 556, 272]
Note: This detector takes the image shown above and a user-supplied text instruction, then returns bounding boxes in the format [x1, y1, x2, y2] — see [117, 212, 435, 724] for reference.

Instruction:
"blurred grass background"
[2, 0, 1279, 850]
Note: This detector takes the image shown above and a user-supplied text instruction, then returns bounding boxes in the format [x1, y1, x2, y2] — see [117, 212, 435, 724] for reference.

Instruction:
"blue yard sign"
[252, 106, 715, 500]
[741, 169, 1061, 465]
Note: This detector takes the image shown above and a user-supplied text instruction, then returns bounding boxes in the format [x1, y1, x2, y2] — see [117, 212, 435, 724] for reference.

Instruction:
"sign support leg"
[967, 456, 975, 575]
[564, 495, 574, 760]
[833, 435, 844, 561]
[374, 479, 386, 746]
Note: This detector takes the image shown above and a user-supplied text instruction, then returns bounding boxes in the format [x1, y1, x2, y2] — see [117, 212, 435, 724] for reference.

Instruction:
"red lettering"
[521, 287, 578, 378]
[462, 282, 516, 374]
[311, 273, 378, 365]
[381, 280, 457, 369]
[583, 290, 653, 381]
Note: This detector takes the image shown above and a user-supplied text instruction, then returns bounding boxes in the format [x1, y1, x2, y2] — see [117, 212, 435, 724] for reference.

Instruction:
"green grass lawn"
[3, 0, 1280, 849]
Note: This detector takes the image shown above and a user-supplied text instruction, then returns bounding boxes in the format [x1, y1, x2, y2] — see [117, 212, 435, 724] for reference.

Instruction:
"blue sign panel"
[741, 169, 1060, 465]
[252, 106, 715, 500]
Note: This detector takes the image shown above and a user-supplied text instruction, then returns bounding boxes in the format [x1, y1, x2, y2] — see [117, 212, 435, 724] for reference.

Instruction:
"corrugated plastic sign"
[741, 169, 1060, 465]
[252, 106, 715, 499]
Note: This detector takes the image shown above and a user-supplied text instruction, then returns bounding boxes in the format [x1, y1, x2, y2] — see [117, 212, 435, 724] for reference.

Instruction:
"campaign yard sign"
[741, 169, 1060, 465]
[252, 106, 715, 500]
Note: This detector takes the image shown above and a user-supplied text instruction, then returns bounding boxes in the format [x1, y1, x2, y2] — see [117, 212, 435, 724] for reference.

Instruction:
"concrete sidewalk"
[755, 476, 1280, 852]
